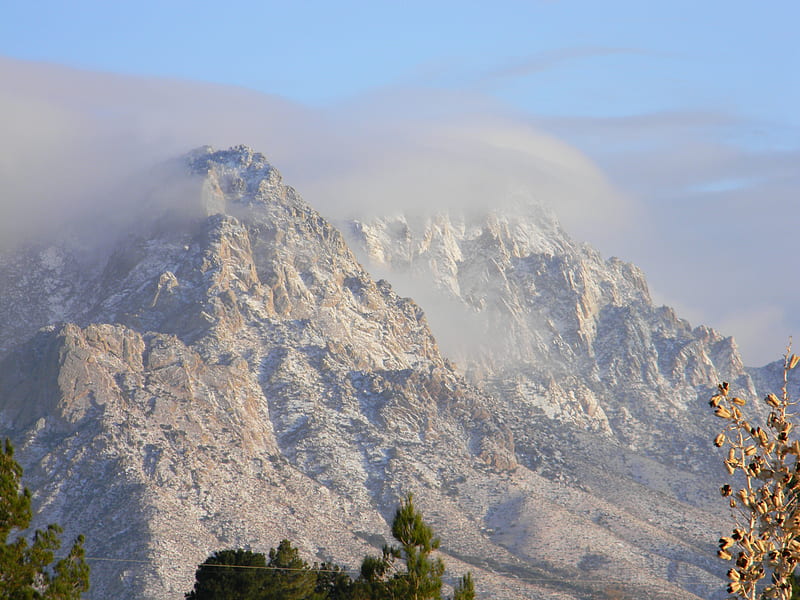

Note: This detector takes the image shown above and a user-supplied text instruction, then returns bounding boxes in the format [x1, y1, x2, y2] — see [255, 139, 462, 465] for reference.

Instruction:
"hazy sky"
[1, 1, 798, 366]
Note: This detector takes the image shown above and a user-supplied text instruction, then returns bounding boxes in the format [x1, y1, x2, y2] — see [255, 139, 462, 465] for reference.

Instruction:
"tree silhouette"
[0, 438, 90, 599]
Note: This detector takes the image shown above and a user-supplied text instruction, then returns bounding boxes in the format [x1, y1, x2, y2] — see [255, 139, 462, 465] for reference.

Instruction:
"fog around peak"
[1, 56, 797, 366]
[0, 58, 628, 247]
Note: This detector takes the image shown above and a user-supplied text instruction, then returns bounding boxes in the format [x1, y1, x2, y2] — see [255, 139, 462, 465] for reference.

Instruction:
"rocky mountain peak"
[0, 145, 760, 600]
[344, 202, 750, 464]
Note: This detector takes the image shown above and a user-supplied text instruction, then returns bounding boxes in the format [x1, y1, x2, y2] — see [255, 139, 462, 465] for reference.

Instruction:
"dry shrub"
[712, 351, 800, 599]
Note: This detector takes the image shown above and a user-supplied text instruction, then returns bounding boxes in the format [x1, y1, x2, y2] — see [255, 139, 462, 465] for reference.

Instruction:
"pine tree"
[313, 561, 353, 600]
[0, 438, 90, 599]
[392, 493, 444, 600]
[185, 549, 268, 600]
[262, 539, 317, 600]
[358, 493, 445, 600]
[186, 497, 476, 600]
[186, 541, 333, 600]
[453, 572, 475, 600]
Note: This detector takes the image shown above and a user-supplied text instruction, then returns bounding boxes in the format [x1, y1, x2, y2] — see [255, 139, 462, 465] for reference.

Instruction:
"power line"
[82, 555, 696, 586]
[84, 556, 358, 574]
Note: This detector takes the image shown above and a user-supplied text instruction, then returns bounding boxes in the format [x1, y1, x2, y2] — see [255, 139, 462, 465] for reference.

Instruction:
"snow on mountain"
[0, 145, 751, 599]
[344, 206, 753, 468]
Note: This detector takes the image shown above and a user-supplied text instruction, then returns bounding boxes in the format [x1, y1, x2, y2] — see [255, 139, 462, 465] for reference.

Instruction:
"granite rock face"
[0, 145, 754, 599]
[345, 208, 753, 469]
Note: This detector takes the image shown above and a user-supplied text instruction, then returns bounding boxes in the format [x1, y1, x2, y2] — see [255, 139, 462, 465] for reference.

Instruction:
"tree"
[186, 541, 348, 600]
[263, 539, 317, 600]
[358, 493, 446, 600]
[391, 493, 445, 600]
[186, 496, 476, 600]
[0, 438, 90, 599]
[313, 561, 354, 600]
[185, 549, 268, 600]
[452, 572, 475, 600]
[710, 352, 800, 599]
[355, 544, 401, 600]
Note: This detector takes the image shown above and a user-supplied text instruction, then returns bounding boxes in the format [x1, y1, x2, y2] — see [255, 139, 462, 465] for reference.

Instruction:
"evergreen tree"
[391, 493, 444, 600]
[186, 496, 476, 600]
[313, 561, 353, 600]
[187, 541, 350, 600]
[0, 438, 90, 599]
[452, 572, 475, 600]
[355, 545, 400, 600]
[357, 493, 445, 600]
[263, 539, 317, 600]
[185, 549, 268, 600]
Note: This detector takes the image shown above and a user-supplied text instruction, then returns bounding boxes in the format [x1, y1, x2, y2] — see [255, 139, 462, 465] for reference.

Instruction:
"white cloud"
[1, 57, 795, 366]
[537, 111, 800, 365]
[717, 305, 791, 368]
[0, 58, 629, 245]
[471, 46, 650, 89]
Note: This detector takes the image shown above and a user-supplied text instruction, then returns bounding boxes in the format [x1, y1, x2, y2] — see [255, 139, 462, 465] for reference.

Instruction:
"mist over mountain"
[0, 143, 778, 599]
[3, 56, 796, 366]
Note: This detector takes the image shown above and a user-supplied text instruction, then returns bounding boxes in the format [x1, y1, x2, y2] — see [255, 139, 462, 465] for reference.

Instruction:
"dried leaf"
[719, 536, 735, 550]
[790, 354, 800, 369]
[716, 406, 733, 419]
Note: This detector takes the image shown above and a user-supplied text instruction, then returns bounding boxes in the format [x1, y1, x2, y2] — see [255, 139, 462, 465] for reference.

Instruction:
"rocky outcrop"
[345, 209, 754, 470]
[0, 145, 736, 599]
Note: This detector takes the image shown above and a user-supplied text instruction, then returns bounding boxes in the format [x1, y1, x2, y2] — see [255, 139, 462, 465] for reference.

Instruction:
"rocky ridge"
[344, 208, 754, 470]
[0, 145, 753, 599]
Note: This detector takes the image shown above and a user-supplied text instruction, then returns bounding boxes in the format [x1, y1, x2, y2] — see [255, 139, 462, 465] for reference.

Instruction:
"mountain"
[342, 205, 753, 470]
[0, 145, 756, 599]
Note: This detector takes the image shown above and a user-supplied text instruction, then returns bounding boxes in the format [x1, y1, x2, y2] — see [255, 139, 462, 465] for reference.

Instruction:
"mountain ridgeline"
[0, 145, 763, 599]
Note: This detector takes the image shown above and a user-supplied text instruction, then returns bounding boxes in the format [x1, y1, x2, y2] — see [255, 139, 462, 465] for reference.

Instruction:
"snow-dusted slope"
[345, 208, 753, 468]
[0, 146, 738, 599]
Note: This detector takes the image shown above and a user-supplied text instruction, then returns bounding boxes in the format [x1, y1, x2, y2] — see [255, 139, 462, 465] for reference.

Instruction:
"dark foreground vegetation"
[186, 494, 474, 600]
[0, 439, 90, 599]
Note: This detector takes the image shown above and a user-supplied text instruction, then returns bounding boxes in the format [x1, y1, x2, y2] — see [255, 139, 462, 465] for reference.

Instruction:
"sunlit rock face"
[345, 206, 752, 466]
[0, 145, 753, 600]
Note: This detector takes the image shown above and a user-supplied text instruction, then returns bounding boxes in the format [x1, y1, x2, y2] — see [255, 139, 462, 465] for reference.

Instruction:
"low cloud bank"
[1, 57, 795, 366]
[538, 112, 800, 366]
[0, 57, 628, 245]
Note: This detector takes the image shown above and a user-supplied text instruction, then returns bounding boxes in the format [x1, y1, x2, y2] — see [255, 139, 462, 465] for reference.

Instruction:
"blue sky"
[1, 1, 798, 365]
[3, 1, 797, 123]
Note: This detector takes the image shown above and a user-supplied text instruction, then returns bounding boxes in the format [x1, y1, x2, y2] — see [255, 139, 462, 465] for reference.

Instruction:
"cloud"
[0, 57, 318, 248]
[471, 47, 651, 89]
[536, 111, 800, 366]
[296, 91, 631, 234]
[0, 58, 629, 246]
[1, 57, 796, 366]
